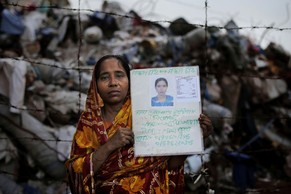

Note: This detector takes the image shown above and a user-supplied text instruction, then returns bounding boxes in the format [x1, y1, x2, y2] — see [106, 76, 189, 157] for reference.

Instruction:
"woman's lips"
[108, 90, 121, 95]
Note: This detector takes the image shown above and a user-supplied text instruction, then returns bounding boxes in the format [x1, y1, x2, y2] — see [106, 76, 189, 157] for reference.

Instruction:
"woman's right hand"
[92, 127, 134, 173]
[107, 128, 134, 150]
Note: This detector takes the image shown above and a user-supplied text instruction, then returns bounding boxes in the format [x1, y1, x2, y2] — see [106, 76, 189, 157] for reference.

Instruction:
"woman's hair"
[155, 77, 168, 87]
[94, 54, 130, 80]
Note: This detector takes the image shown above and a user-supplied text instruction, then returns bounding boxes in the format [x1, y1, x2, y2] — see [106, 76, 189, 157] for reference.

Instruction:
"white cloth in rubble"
[55, 125, 76, 161]
[44, 90, 87, 114]
[0, 58, 30, 114]
[84, 26, 103, 43]
[21, 11, 47, 43]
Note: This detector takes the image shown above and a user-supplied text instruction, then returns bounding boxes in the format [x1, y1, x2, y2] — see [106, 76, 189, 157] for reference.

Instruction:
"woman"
[66, 55, 213, 194]
[151, 77, 174, 107]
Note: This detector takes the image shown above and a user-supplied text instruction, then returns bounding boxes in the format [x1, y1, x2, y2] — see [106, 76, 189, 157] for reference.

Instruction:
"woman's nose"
[109, 77, 118, 86]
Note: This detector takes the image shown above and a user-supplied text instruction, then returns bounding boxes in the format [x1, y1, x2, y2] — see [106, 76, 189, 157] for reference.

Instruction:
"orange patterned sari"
[65, 67, 184, 194]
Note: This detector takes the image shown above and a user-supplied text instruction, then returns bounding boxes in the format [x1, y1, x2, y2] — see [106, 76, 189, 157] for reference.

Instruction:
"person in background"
[151, 77, 174, 107]
[0, 1, 25, 51]
[65, 54, 213, 194]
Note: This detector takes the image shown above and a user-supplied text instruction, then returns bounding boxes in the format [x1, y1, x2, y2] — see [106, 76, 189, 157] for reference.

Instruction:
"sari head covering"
[66, 55, 185, 194]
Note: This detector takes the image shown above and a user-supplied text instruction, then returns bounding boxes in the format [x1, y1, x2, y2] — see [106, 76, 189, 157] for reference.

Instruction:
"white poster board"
[130, 66, 204, 156]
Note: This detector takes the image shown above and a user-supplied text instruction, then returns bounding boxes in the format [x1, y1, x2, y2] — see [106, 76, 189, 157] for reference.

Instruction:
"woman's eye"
[100, 75, 109, 80]
[116, 72, 125, 78]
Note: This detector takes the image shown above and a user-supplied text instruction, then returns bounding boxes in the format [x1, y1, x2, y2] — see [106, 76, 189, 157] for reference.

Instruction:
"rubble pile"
[0, 1, 290, 193]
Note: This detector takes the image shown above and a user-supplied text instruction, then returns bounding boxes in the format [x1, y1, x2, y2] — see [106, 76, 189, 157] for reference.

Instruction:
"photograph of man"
[151, 77, 174, 107]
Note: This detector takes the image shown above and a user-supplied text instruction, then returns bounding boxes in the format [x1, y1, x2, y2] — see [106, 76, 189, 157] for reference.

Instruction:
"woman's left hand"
[198, 113, 213, 139]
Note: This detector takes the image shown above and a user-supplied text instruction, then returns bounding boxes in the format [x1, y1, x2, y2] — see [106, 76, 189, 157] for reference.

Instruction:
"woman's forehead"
[99, 58, 125, 72]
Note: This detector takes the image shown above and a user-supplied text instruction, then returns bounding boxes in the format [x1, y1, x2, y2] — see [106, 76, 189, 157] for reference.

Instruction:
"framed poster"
[130, 66, 203, 156]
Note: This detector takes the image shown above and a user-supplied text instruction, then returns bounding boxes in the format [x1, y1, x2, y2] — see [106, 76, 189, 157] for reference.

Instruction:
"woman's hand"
[107, 128, 134, 150]
[92, 128, 133, 173]
[198, 113, 213, 139]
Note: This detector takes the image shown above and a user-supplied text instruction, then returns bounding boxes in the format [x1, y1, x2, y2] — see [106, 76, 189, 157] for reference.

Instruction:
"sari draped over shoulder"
[65, 66, 185, 194]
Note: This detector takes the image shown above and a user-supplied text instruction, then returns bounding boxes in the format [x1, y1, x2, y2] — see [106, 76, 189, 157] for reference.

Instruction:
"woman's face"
[97, 58, 129, 106]
[155, 80, 168, 96]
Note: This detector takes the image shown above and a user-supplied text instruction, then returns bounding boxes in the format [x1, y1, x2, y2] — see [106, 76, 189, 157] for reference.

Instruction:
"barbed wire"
[1, 100, 290, 120]
[3, 56, 290, 80]
[3, 2, 291, 31]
